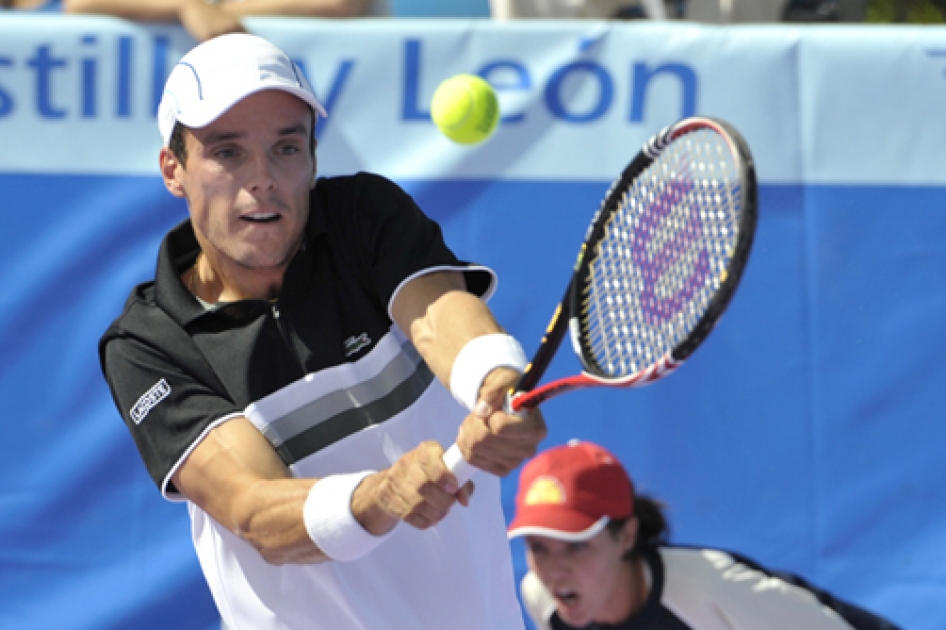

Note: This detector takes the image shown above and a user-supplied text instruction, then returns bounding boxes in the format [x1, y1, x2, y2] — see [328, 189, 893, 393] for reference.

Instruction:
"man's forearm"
[395, 284, 506, 392]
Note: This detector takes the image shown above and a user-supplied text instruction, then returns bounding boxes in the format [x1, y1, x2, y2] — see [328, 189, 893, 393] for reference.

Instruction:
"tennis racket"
[444, 116, 758, 485]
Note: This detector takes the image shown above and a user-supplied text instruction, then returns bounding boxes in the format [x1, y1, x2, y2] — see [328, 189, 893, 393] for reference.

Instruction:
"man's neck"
[188, 253, 287, 303]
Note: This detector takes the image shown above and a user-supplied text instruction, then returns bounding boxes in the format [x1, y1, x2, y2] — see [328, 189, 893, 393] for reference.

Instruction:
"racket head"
[569, 116, 758, 384]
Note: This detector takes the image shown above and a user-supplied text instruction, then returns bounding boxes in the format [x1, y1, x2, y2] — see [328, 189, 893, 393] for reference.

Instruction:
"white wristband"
[450, 333, 527, 411]
[303, 471, 392, 562]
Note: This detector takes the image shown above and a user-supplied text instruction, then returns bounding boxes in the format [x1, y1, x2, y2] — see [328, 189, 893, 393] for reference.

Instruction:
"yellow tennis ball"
[431, 74, 500, 145]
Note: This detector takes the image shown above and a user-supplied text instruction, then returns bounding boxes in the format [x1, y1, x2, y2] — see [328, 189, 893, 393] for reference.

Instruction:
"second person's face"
[525, 523, 637, 627]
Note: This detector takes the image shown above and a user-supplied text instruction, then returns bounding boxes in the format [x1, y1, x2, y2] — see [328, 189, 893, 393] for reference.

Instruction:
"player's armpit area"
[391, 270, 505, 388]
[171, 416, 328, 565]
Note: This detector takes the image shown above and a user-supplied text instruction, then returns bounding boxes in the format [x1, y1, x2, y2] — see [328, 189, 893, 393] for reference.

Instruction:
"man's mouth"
[241, 212, 280, 223]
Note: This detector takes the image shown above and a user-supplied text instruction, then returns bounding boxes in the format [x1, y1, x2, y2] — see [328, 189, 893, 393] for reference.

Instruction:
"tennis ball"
[431, 74, 500, 145]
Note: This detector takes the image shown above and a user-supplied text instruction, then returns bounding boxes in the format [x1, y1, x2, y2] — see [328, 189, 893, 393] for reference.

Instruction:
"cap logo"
[259, 55, 299, 87]
[524, 476, 566, 506]
[177, 62, 203, 100]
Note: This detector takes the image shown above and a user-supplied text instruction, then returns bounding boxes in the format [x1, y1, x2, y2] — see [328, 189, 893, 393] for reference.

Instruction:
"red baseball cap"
[508, 440, 634, 542]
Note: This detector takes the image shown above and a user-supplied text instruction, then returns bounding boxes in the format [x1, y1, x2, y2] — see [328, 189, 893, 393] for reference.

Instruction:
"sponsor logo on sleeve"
[130, 378, 171, 424]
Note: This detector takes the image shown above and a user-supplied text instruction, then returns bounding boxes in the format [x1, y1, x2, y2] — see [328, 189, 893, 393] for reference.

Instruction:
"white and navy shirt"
[100, 172, 525, 630]
[521, 546, 899, 630]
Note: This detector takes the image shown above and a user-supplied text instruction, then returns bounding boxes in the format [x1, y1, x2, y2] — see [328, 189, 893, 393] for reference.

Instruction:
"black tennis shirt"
[99, 172, 490, 497]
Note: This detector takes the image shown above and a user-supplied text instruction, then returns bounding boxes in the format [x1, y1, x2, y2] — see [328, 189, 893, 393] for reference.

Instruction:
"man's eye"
[214, 148, 236, 159]
[279, 144, 301, 155]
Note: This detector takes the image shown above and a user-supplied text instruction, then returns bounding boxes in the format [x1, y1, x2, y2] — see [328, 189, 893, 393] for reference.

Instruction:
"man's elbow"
[236, 520, 327, 565]
[260, 542, 333, 566]
[230, 499, 329, 565]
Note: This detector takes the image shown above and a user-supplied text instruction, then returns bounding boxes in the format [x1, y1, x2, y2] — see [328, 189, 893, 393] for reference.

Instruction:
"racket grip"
[443, 443, 477, 487]
[444, 392, 526, 487]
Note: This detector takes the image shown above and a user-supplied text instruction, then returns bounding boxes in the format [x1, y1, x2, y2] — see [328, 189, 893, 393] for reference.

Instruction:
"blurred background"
[2, 1, 945, 629]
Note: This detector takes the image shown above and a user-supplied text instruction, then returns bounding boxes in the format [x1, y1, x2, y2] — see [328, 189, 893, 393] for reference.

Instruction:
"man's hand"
[351, 441, 473, 534]
[455, 367, 548, 477]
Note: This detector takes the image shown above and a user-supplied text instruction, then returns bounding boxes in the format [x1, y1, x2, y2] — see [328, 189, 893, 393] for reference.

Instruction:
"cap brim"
[508, 507, 610, 542]
[177, 83, 327, 131]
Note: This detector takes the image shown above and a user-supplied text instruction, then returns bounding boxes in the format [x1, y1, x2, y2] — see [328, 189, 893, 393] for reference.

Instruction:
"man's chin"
[235, 240, 302, 268]
[237, 258, 293, 272]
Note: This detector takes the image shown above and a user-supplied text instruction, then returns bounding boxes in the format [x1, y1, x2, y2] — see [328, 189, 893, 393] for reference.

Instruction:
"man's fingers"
[466, 444, 537, 477]
[455, 405, 547, 477]
[487, 408, 547, 439]
[456, 481, 475, 507]
[386, 481, 452, 529]
[473, 399, 493, 418]
[418, 442, 458, 495]
[381, 441, 463, 529]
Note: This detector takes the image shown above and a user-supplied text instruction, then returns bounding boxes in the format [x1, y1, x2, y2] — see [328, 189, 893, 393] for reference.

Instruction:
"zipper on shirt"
[271, 303, 307, 376]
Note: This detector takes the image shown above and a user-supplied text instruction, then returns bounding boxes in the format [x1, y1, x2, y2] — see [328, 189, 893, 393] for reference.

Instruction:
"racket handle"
[443, 392, 527, 487]
[443, 443, 477, 487]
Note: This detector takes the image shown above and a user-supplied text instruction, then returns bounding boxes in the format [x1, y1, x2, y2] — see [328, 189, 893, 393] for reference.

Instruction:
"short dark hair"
[607, 495, 669, 560]
[169, 121, 188, 166]
[167, 106, 317, 168]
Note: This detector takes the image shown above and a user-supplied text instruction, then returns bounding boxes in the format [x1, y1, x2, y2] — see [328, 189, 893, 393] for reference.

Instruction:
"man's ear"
[160, 147, 186, 198]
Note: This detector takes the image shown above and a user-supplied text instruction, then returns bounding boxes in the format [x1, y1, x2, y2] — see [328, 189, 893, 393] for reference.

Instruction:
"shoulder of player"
[660, 545, 766, 585]
[316, 170, 401, 190]
[99, 276, 207, 374]
[99, 281, 157, 347]
[313, 171, 412, 214]
[99, 287, 231, 401]
[658, 544, 764, 606]
[100, 221, 191, 370]
[658, 545, 844, 617]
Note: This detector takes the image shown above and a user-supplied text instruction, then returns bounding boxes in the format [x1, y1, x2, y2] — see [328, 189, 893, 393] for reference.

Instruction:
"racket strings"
[581, 128, 743, 378]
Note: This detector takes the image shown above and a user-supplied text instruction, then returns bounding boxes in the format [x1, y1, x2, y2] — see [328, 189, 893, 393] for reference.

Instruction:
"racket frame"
[510, 116, 757, 412]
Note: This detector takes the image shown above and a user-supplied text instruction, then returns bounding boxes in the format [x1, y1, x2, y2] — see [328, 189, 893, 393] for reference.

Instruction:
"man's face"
[161, 90, 316, 284]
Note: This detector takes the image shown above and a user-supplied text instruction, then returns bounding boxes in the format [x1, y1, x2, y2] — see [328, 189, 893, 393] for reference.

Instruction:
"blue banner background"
[1, 16, 944, 630]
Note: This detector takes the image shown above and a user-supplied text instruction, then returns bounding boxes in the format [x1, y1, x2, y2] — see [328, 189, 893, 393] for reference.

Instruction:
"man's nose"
[247, 153, 278, 193]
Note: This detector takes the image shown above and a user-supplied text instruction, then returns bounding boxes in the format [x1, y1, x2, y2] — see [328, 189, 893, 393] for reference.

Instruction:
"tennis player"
[509, 440, 901, 630]
[98, 33, 545, 629]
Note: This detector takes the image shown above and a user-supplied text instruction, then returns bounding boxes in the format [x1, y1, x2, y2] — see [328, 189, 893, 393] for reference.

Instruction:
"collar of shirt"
[154, 187, 326, 327]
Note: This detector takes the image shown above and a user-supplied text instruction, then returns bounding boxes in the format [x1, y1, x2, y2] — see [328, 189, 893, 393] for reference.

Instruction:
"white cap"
[157, 34, 327, 147]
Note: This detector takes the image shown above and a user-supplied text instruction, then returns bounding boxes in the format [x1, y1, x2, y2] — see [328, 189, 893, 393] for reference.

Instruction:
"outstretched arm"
[392, 271, 547, 478]
[171, 415, 469, 565]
